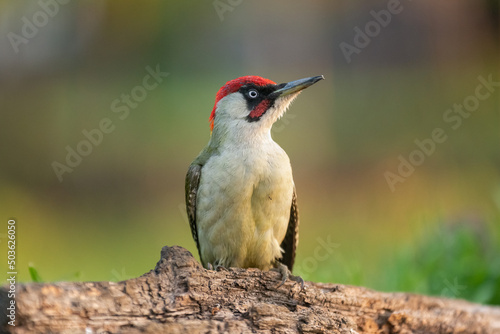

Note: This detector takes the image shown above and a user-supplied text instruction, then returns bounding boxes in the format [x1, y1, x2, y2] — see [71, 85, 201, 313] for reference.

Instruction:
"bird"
[185, 74, 324, 286]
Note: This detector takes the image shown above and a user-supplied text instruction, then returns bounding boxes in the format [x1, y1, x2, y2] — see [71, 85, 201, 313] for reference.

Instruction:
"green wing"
[185, 163, 203, 263]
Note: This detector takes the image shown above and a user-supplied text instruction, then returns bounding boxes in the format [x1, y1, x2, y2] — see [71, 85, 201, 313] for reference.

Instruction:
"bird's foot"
[214, 264, 228, 272]
[274, 263, 305, 290]
[206, 261, 228, 272]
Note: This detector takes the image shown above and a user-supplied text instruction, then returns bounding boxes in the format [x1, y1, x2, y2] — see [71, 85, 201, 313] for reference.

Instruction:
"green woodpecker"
[185, 75, 324, 285]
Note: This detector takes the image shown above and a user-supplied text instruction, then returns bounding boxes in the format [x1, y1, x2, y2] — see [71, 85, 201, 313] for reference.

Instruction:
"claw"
[276, 263, 305, 290]
[289, 273, 305, 290]
[214, 264, 228, 272]
[207, 261, 228, 271]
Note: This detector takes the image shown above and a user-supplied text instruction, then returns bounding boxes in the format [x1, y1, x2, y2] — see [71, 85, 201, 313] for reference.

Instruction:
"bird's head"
[209, 75, 324, 137]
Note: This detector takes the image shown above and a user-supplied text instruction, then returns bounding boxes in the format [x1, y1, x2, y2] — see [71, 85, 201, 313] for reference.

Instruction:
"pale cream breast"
[196, 139, 293, 270]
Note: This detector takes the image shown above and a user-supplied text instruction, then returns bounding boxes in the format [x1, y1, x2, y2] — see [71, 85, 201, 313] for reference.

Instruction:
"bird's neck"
[209, 125, 274, 151]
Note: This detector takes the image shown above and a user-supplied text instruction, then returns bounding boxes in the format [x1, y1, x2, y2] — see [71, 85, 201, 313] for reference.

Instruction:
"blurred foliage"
[28, 265, 43, 283]
[383, 221, 500, 306]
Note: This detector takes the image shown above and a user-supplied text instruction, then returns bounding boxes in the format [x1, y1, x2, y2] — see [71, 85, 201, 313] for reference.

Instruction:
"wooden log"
[1, 246, 499, 333]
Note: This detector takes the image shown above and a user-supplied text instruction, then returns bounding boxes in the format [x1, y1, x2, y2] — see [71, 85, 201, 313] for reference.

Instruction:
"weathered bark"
[1, 246, 499, 334]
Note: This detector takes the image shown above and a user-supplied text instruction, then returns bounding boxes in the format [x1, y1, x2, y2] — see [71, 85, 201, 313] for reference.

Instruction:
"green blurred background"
[1, 1, 499, 305]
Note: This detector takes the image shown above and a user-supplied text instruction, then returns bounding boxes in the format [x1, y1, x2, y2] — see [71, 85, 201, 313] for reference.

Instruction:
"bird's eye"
[248, 89, 258, 99]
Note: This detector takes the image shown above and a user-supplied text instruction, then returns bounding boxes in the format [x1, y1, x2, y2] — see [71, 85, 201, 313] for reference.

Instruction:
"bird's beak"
[272, 75, 324, 98]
